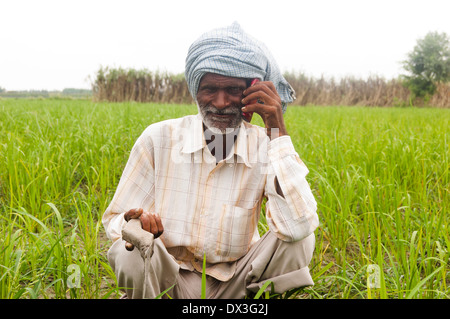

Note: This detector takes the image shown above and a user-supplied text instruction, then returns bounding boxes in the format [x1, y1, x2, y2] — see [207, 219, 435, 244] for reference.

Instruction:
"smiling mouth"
[211, 113, 234, 117]
[208, 112, 238, 119]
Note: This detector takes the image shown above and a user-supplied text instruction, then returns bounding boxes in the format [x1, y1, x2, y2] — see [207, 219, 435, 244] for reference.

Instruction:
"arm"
[242, 82, 318, 241]
[102, 130, 162, 245]
[264, 136, 319, 242]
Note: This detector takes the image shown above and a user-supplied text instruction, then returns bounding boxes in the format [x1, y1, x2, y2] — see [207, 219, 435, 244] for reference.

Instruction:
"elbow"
[274, 213, 320, 243]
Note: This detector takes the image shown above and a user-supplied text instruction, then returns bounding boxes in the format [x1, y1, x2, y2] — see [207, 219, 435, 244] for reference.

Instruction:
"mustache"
[200, 103, 242, 115]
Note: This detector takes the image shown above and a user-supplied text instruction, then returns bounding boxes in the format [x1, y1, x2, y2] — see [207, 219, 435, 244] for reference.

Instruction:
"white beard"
[196, 101, 243, 135]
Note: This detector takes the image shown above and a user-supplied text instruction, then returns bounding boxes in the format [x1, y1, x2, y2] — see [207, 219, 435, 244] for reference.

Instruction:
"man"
[102, 22, 319, 299]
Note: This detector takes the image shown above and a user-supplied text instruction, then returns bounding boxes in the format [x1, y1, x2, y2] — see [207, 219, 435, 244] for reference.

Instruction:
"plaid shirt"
[102, 114, 318, 281]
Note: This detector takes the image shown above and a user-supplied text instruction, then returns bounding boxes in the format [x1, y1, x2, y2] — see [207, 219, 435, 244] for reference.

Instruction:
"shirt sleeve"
[264, 135, 319, 242]
[101, 131, 156, 243]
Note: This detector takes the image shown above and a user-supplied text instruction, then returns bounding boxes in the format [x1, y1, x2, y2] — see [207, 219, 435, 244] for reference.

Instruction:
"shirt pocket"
[213, 203, 258, 261]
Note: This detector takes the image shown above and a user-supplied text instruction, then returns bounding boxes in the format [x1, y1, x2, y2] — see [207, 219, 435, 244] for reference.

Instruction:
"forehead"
[199, 73, 247, 88]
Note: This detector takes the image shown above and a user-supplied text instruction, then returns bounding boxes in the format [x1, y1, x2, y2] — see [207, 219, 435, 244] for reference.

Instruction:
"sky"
[1, 0, 449, 91]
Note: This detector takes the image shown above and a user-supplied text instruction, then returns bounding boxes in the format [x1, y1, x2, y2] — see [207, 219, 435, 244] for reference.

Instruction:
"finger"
[125, 241, 134, 251]
[124, 207, 144, 221]
[241, 91, 269, 106]
[139, 212, 151, 233]
[242, 100, 287, 137]
[148, 213, 159, 237]
[241, 99, 275, 115]
[260, 81, 279, 96]
[124, 208, 136, 221]
[242, 90, 273, 106]
[244, 81, 279, 100]
[153, 213, 164, 238]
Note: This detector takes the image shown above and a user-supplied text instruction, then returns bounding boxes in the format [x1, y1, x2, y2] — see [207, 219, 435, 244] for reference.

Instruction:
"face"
[196, 73, 247, 134]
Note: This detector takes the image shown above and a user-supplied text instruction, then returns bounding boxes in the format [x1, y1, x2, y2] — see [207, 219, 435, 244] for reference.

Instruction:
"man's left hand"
[241, 81, 287, 139]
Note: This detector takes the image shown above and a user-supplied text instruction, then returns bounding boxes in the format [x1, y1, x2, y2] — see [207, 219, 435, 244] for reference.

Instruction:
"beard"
[197, 102, 244, 134]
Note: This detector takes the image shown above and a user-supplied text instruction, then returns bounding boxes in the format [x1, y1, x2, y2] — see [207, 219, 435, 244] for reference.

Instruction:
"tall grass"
[284, 72, 450, 108]
[0, 99, 448, 298]
[0, 100, 196, 298]
[92, 66, 192, 104]
[282, 106, 449, 298]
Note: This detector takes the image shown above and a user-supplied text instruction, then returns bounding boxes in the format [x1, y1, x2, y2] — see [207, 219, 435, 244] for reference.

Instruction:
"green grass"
[0, 99, 448, 299]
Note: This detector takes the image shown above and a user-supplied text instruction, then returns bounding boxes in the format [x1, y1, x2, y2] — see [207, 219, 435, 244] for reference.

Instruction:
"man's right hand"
[123, 208, 164, 251]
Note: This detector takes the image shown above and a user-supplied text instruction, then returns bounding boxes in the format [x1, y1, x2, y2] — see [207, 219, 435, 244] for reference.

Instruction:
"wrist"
[266, 126, 288, 140]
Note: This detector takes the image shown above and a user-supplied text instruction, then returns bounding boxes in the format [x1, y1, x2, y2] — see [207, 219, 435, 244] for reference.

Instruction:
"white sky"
[1, 0, 449, 91]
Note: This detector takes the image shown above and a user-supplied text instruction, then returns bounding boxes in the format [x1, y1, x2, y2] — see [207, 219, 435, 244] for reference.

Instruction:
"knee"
[107, 239, 145, 283]
[276, 232, 316, 269]
[245, 232, 316, 292]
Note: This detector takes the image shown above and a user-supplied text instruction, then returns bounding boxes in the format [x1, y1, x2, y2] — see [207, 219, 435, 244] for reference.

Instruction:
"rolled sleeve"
[102, 131, 156, 243]
[265, 136, 319, 242]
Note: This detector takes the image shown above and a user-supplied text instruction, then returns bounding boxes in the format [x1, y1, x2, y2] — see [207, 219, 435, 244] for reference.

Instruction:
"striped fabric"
[185, 22, 296, 113]
[102, 114, 319, 281]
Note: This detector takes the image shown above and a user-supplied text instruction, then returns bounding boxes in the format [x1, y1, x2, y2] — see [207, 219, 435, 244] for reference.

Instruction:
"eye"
[227, 87, 244, 95]
[199, 86, 217, 94]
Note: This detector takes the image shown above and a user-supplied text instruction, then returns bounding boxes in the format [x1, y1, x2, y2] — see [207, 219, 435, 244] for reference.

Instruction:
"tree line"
[91, 69, 449, 107]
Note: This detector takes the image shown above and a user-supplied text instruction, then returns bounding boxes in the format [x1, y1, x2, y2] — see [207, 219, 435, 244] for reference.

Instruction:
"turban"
[185, 22, 296, 113]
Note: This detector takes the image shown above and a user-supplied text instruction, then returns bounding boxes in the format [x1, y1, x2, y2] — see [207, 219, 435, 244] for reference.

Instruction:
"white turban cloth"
[185, 22, 296, 113]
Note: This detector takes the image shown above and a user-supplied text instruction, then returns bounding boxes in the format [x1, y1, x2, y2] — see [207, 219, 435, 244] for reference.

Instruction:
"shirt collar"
[181, 114, 253, 168]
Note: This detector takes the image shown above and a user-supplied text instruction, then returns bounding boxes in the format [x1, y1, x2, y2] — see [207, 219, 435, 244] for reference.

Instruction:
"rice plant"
[0, 99, 448, 299]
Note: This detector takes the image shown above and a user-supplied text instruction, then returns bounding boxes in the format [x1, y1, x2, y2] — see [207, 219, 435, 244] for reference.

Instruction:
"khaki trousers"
[107, 230, 315, 299]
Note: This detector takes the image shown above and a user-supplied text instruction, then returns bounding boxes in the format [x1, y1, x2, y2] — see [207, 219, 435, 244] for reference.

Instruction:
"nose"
[213, 90, 230, 110]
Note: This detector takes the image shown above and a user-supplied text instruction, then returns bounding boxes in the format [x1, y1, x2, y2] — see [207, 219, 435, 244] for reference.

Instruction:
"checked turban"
[185, 22, 296, 113]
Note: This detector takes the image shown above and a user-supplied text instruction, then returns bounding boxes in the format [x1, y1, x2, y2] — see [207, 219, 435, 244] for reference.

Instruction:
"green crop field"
[0, 99, 448, 299]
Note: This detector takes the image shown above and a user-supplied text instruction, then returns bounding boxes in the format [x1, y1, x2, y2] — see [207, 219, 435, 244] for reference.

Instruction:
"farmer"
[102, 22, 319, 299]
